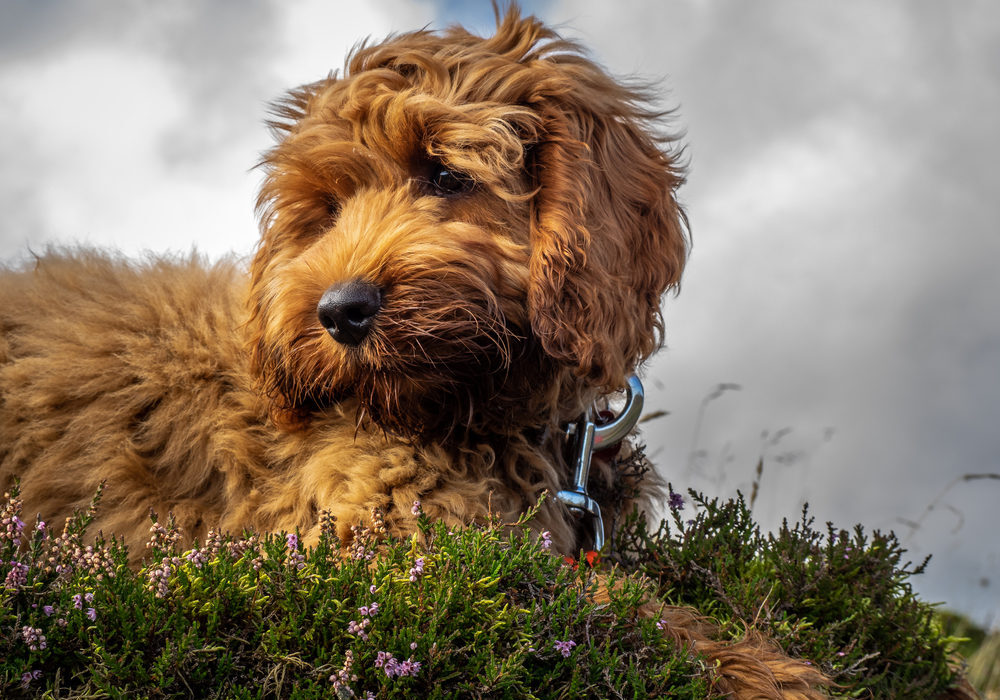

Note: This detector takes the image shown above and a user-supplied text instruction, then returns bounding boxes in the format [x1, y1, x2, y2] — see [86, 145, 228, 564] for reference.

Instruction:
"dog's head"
[249, 7, 688, 439]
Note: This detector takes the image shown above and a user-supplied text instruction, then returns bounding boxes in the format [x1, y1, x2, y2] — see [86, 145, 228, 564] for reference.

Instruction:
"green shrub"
[611, 486, 971, 699]
[0, 487, 704, 699]
[0, 466, 977, 699]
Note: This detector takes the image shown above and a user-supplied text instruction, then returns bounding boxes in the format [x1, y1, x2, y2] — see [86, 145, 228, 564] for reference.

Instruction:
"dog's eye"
[429, 165, 474, 196]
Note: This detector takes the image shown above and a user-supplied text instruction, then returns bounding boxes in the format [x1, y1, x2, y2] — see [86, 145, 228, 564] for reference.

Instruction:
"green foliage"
[0, 476, 977, 699]
[611, 488, 971, 699]
[936, 610, 987, 660]
[0, 487, 705, 699]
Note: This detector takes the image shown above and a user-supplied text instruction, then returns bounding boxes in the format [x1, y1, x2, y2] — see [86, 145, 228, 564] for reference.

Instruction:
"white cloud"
[0, 1, 437, 263]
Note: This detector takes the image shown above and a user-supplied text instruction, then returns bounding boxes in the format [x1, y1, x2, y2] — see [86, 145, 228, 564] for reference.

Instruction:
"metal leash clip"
[556, 375, 644, 551]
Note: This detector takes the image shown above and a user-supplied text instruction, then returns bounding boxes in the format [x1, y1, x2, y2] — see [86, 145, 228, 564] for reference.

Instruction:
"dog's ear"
[527, 89, 688, 391]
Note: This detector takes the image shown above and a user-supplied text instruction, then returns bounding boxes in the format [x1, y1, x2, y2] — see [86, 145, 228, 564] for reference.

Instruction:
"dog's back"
[0, 251, 261, 554]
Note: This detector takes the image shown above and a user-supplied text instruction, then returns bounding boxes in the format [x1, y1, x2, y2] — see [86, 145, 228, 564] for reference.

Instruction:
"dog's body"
[0, 9, 851, 698]
[0, 251, 599, 557]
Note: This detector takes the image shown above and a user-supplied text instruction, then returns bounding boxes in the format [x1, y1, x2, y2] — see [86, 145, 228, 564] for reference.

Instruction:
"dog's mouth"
[331, 297, 533, 439]
[260, 282, 540, 440]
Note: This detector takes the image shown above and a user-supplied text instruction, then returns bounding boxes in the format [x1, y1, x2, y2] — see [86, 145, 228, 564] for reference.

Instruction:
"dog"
[0, 8, 843, 698]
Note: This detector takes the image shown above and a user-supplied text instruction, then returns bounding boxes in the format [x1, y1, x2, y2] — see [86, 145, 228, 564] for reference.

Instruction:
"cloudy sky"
[2, 1, 998, 626]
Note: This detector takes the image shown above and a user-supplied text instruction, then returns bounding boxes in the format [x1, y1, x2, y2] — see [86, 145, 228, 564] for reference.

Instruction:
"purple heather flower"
[376, 651, 422, 678]
[411, 500, 422, 516]
[2, 495, 26, 544]
[408, 557, 425, 582]
[285, 532, 305, 569]
[349, 524, 375, 561]
[42, 605, 54, 617]
[186, 549, 207, 568]
[398, 658, 421, 676]
[86, 607, 97, 621]
[540, 531, 552, 550]
[21, 626, 46, 651]
[4, 561, 28, 589]
[553, 639, 576, 657]
[72, 593, 83, 609]
[148, 556, 176, 598]
[329, 649, 358, 692]
[668, 491, 685, 510]
[20, 670, 42, 689]
[347, 618, 371, 641]
[369, 584, 377, 594]
[656, 618, 669, 631]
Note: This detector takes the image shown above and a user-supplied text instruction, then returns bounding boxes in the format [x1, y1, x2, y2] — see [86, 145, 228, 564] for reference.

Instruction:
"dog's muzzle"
[317, 279, 383, 346]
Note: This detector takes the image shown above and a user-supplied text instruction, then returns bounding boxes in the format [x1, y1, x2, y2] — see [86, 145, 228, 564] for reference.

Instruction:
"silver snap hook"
[556, 375, 644, 551]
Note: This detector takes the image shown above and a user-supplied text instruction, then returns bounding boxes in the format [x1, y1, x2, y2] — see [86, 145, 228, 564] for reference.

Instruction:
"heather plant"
[611, 486, 974, 699]
[0, 470, 980, 699]
[0, 487, 705, 699]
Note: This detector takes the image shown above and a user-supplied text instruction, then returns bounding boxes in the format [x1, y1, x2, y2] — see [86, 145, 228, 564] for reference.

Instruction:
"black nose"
[317, 279, 383, 346]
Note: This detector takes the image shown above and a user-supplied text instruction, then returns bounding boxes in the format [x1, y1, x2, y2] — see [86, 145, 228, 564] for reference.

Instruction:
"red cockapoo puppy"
[0, 8, 853, 698]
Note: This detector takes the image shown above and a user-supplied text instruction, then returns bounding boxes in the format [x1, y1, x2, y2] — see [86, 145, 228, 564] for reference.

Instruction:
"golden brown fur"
[0, 8, 853, 698]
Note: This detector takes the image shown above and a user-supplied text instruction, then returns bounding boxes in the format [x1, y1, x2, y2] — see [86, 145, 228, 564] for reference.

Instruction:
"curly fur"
[0, 8, 854, 698]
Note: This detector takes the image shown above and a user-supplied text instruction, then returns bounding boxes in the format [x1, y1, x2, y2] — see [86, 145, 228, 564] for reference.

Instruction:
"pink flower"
[376, 651, 422, 678]
[4, 561, 28, 589]
[668, 491, 685, 510]
[21, 626, 46, 651]
[347, 618, 371, 641]
[285, 532, 305, 569]
[186, 549, 207, 568]
[553, 639, 576, 657]
[408, 557, 425, 582]
[20, 670, 42, 689]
